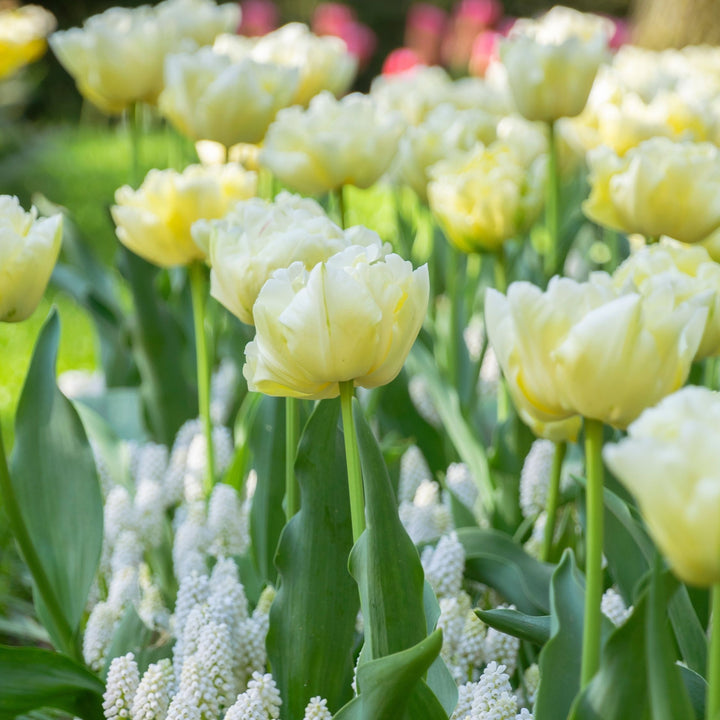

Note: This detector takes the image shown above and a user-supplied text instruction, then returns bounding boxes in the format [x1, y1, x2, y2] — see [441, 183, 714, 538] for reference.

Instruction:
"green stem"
[335, 185, 346, 229]
[541, 441, 567, 562]
[0, 426, 80, 660]
[127, 102, 143, 187]
[285, 396, 299, 520]
[445, 246, 467, 391]
[707, 584, 720, 720]
[705, 357, 717, 391]
[189, 262, 215, 495]
[544, 120, 560, 278]
[339, 381, 365, 543]
[581, 418, 605, 687]
[493, 248, 507, 293]
[646, 235, 661, 245]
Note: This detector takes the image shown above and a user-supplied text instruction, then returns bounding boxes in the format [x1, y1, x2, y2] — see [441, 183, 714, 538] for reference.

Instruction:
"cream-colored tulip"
[485, 274, 707, 430]
[159, 47, 299, 147]
[584, 138, 720, 245]
[604, 386, 720, 586]
[0, 4, 55, 80]
[0, 196, 62, 323]
[500, 6, 611, 123]
[244, 245, 429, 399]
[244, 23, 356, 106]
[260, 91, 404, 196]
[614, 240, 720, 358]
[428, 142, 546, 253]
[194, 192, 386, 325]
[50, 0, 238, 114]
[112, 163, 256, 268]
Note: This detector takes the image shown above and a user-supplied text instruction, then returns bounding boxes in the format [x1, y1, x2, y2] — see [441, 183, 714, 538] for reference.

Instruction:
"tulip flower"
[0, 196, 62, 323]
[584, 138, 720, 245]
[0, 4, 56, 80]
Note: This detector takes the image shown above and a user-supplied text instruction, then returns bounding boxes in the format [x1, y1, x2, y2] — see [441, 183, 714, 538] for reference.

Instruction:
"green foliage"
[9, 310, 103, 658]
[0, 645, 104, 720]
[267, 399, 359, 719]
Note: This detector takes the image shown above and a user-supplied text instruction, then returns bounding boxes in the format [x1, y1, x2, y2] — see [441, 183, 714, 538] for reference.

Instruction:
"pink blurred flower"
[608, 17, 631, 49]
[468, 29, 501, 76]
[312, 2, 356, 36]
[456, 0, 502, 27]
[238, 0, 278, 36]
[406, 3, 447, 65]
[382, 47, 425, 75]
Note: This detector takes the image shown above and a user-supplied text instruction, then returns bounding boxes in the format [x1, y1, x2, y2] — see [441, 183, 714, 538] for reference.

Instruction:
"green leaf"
[424, 582, 458, 717]
[569, 596, 649, 720]
[646, 558, 694, 720]
[350, 399, 426, 660]
[333, 630, 446, 720]
[9, 310, 103, 656]
[249, 395, 287, 585]
[535, 550, 612, 720]
[475, 608, 551, 645]
[267, 399, 359, 719]
[668, 583, 707, 675]
[679, 666, 706, 720]
[0, 645, 104, 720]
[119, 248, 196, 444]
[457, 527, 554, 614]
[407, 346, 493, 514]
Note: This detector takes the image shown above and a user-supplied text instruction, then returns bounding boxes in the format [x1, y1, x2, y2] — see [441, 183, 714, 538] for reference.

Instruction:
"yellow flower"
[112, 163, 256, 268]
[0, 4, 55, 80]
[194, 192, 386, 325]
[260, 91, 404, 196]
[604, 387, 720, 586]
[500, 6, 611, 122]
[244, 245, 429, 399]
[485, 274, 707, 430]
[583, 138, 720, 244]
[50, 0, 238, 115]
[159, 47, 299, 147]
[0, 196, 62, 323]
[614, 240, 720, 359]
[428, 142, 546, 253]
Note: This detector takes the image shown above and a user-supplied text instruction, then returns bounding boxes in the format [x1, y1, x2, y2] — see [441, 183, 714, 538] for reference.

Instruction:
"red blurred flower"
[312, 3, 376, 70]
[382, 47, 425, 75]
[468, 29, 501, 76]
[405, 3, 447, 65]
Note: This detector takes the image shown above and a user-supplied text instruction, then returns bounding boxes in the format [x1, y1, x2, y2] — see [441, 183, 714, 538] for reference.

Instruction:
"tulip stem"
[707, 584, 720, 720]
[336, 186, 346, 229]
[493, 248, 507, 293]
[0, 424, 81, 661]
[339, 381, 365, 543]
[545, 120, 560, 278]
[127, 102, 143, 187]
[189, 261, 216, 495]
[285, 396, 299, 520]
[541, 441, 567, 562]
[581, 418, 604, 687]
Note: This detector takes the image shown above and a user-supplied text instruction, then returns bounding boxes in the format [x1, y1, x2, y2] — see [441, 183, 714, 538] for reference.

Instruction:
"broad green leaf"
[569, 595, 649, 720]
[457, 527, 554, 614]
[249, 395, 287, 585]
[334, 630, 446, 720]
[267, 400, 358, 719]
[75, 388, 147, 443]
[646, 558, 694, 720]
[0, 645, 104, 720]
[10, 311, 103, 656]
[535, 550, 612, 720]
[668, 583, 707, 675]
[476, 608, 551, 645]
[679, 666, 706, 720]
[350, 399, 426, 659]
[119, 248, 196, 444]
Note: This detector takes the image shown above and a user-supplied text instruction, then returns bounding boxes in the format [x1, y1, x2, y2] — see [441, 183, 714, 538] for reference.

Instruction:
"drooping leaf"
[679, 666, 706, 720]
[0, 645, 104, 720]
[668, 583, 707, 675]
[267, 400, 358, 719]
[475, 608, 551, 646]
[333, 630, 446, 720]
[9, 310, 103, 657]
[457, 527, 554, 614]
[248, 395, 287, 585]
